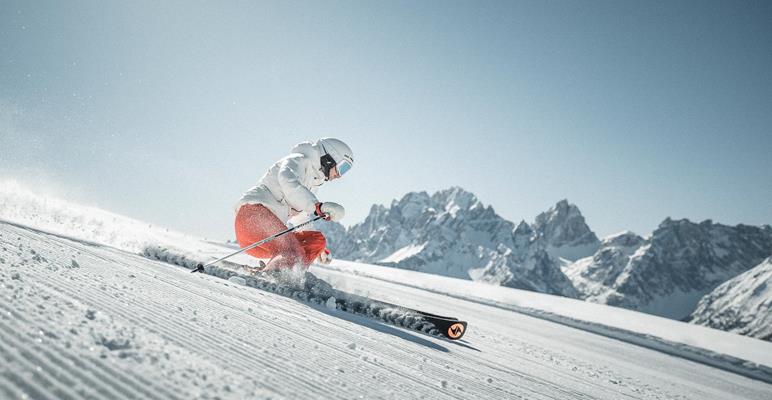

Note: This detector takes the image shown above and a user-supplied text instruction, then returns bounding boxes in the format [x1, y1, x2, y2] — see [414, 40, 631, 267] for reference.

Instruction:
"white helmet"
[317, 138, 354, 178]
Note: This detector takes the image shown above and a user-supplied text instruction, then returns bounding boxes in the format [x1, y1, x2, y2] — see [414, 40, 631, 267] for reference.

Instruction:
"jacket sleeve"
[276, 155, 319, 213]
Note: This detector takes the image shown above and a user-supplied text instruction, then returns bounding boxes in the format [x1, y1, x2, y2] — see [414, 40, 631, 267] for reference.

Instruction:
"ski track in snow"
[1, 220, 772, 399]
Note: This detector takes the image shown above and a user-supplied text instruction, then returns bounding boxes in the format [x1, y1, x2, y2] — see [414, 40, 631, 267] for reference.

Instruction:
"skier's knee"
[313, 232, 326, 249]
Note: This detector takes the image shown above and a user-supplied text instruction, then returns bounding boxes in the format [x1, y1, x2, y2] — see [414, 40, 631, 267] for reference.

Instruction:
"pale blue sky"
[1, 0, 770, 240]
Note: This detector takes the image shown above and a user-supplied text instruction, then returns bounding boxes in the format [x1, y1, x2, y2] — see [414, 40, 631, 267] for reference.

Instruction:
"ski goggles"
[336, 159, 352, 176]
[320, 154, 352, 177]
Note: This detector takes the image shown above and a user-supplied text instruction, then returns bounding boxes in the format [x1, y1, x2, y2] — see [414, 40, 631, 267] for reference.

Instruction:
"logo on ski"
[447, 323, 465, 339]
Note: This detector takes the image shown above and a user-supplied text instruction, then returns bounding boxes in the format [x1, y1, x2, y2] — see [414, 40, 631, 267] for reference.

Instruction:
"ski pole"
[191, 214, 325, 273]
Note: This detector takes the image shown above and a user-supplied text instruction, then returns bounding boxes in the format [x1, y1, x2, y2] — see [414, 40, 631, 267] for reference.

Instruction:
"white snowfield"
[1, 182, 772, 399]
[319, 262, 772, 376]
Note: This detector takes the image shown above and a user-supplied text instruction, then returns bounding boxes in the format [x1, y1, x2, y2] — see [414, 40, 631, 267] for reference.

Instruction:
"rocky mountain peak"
[531, 199, 600, 261]
[392, 191, 432, 220]
[514, 220, 532, 235]
[601, 231, 644, 249]
[534, 200, 586, 233]
[394, 190, 431, 206]
[512, 220, 534, 249]
[431, 186, 480, 214]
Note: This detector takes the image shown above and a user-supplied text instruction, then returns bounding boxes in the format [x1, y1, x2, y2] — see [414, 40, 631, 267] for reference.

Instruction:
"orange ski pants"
[234, 204, 327, 269]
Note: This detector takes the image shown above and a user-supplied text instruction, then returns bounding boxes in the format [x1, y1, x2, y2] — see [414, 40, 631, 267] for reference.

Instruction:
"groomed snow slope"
[2, 220, 772, 399]
[321, 261, 772, 374]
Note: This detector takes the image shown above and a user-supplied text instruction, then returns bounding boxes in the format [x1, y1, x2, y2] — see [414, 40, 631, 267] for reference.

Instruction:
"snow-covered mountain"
[319, 187, 599, 298]
[563, 230, 645, 299]
[566, 218, 772, 320]
[689, 257, 772, 340]
[531, 199, 600, 261]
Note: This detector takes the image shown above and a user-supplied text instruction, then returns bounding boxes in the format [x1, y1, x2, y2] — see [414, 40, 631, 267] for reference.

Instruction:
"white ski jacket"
[236, 142, 327, 221]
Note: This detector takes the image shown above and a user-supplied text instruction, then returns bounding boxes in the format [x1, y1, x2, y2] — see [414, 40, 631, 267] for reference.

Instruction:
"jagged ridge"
[318, 187, 599, 298]
[568, 219, 772, 323]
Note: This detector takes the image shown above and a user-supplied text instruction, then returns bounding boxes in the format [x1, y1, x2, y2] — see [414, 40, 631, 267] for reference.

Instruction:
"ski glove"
[315, 202, 345, 222]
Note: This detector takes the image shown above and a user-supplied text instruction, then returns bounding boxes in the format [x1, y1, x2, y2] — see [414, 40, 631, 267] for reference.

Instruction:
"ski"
[325, 290, 469, 340]
[418, 311, 467, 340]
[233, 262, 470, 341]
[144, 249, 469, 340]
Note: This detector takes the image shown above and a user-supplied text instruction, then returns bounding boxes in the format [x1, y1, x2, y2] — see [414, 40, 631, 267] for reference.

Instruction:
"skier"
[234, 138, 352, 271]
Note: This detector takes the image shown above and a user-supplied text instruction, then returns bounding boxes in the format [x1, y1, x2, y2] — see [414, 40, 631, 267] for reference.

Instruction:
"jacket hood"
[290, 141, 323, 170]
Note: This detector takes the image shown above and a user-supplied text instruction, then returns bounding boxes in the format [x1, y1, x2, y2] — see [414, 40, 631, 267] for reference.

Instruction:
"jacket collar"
[290, 141, 327, 180]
